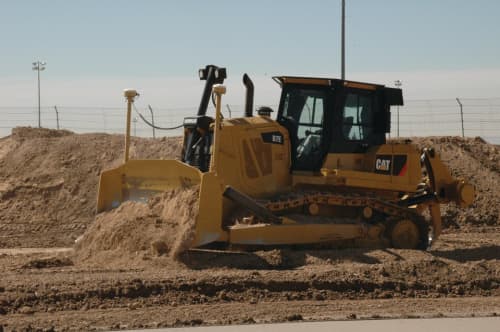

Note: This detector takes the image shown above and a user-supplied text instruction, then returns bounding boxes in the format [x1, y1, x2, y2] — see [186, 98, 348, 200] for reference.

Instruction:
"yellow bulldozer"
[97, 65, 474, 250]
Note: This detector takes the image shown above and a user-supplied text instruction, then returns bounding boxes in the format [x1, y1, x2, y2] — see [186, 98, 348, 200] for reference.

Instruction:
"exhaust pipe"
[243, 73, 254, 117]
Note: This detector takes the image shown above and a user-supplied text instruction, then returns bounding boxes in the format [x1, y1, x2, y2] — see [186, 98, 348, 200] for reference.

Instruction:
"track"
[232, 190, 431, 249]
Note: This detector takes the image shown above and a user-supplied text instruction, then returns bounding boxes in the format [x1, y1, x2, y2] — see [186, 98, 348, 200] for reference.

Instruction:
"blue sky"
[1, 0, 500, 108]
[2, 0, 500, 77]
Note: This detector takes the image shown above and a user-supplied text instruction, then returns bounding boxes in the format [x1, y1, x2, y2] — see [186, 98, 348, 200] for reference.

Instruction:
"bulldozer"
[97, 65, 474, 250]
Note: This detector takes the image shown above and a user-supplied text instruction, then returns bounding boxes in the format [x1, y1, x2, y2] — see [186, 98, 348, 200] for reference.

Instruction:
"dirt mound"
[409, 136, 500, 226]
[75, 186, 199, 265]
[0, 127, 182, 248]
[11, 126, 73, 140]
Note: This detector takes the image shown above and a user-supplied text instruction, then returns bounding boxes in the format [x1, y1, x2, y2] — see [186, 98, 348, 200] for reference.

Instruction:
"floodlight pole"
[37, 66, 41, 127]
[341, 0, 346, 80]
[32, 60, 46, 128]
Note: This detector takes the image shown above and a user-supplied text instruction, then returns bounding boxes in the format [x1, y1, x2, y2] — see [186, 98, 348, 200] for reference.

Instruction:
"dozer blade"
[97, 159, 227, 248]
[97, 159, 202, 212]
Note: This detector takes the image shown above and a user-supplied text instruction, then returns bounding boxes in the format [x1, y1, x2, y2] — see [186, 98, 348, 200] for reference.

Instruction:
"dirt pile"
[75, 185, 199, 265]
[409, 136, 500, 226]
[0, 127, 182, 248]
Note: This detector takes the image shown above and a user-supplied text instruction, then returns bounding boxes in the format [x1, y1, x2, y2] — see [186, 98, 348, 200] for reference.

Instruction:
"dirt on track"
[0, 128, 499, 331]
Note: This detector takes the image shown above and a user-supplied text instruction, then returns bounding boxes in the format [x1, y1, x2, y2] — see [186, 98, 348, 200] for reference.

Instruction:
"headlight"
[199, 69, 206, 80]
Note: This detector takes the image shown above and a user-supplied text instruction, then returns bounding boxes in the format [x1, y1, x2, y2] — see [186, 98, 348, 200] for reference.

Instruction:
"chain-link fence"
[391, 98, 500, 143]
[1, 98, 500, 143]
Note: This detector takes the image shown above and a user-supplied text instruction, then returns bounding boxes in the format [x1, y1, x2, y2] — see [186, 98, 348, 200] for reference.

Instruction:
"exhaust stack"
[243, 73, 254, 117]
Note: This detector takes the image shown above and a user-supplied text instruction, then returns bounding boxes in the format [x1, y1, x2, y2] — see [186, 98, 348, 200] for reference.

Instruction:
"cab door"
[278, 85, 329, 171]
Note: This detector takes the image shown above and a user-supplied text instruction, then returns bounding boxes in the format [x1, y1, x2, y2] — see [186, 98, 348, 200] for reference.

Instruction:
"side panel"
[368, 143, 421, 189]
[315, 143, 422, 193]
[215, 118, 292, 198]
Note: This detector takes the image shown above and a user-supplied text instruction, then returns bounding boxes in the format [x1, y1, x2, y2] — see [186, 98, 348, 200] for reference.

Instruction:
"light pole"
[394, 80, 402, 138]
[32, 61, 46, 128]
[341, 0, 346, 80]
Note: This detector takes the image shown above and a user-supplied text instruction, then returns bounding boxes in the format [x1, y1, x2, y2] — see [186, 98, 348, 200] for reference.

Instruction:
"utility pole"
[394, 80, 402, 138]
[32, 61, 46, 128]
[147, 105, 156, 138]
[341, 0, 346, 80]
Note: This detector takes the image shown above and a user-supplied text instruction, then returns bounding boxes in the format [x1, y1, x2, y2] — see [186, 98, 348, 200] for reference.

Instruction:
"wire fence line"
[1, 98, 500, 144]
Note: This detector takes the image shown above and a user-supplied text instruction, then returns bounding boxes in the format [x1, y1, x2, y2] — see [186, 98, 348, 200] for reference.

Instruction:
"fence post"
[54, 105, 60, 130]
[147, 104, 156, 138]
[133, 117, 138, 137]
[226, 104, 232, 118]
[456, 98, 464, 138]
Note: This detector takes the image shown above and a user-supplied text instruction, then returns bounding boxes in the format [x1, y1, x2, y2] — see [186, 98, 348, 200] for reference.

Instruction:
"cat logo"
[375, 158, 391, 172]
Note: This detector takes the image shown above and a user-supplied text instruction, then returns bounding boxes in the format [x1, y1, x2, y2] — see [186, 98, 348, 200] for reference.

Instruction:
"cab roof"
[272, 76, 403, 106]
[273, 76, 384, 91]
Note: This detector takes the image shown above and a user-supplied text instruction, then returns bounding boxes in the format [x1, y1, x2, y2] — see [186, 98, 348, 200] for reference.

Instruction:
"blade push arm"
[421, 148, 474, 208]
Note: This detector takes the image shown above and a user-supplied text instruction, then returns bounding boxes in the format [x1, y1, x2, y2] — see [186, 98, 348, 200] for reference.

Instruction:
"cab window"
[342, 93, 374, 141]
[281, 88, 326, 170]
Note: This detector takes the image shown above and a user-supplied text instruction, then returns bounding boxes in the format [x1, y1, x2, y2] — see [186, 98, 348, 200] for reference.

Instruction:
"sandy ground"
[0, 128, 499, 331]
[0, 227, 498, 331]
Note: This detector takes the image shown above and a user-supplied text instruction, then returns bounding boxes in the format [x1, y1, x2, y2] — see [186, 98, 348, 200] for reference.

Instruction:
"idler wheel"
[390, 219, 420, 249]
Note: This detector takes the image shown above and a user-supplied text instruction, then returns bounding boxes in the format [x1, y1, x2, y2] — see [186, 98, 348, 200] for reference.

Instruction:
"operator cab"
[274, 77, 403, 172]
